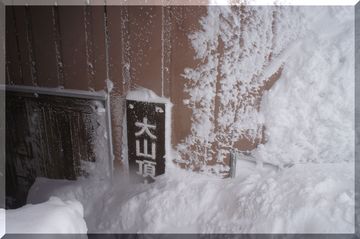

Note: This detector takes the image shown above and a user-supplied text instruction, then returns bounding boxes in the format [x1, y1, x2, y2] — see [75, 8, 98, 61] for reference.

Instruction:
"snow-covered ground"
[27, 162, 354, 233]
[0, 209, 4, 238]
[3, 5, 355, 234]
[3, 197, 87, 234]
[99, 163, 353, 233]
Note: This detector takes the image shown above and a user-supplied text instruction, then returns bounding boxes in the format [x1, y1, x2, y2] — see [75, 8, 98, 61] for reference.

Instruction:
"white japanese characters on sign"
[135, 160, 156, 178]
[135, 117, 157, 178]
[127, 100, 166, 183]
[135, 117, 157, 139]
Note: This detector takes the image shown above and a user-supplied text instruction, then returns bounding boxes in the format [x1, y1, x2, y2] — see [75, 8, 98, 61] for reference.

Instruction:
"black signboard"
[126, 100, 166, 183]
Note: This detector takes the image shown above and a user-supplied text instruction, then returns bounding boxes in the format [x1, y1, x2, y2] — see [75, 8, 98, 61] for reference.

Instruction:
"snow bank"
[27, 177, 110, 232]
[26, 163, 354, 233]
[0, 209, 4, 238]
[254, 7, 354, 165]
[89, 163, 353, 233]
[6, 196, 87, 234]
[241, 163, 354, 233]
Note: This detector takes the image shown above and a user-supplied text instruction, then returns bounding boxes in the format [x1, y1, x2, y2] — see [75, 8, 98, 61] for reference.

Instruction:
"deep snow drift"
[254, 6, 354, 166]
[28, 162, 354, 233]
[0, 209, 4, 238]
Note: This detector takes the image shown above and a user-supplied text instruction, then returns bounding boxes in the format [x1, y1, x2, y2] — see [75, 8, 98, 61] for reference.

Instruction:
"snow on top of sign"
[106, 79, 114, 93]
[126, 87, 172, 105]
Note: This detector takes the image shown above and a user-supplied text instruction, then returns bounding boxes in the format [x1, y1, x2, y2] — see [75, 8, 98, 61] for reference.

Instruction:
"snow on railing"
[230, 149, 294, 178]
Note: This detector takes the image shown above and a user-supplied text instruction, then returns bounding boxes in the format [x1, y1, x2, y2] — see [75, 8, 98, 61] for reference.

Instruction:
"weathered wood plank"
[91, 6, 107, 91]
[51, 6, 65, 87]
[128, 6, 162, 96]
[107, 6, 125, 94]
[169, 6, 207, 149]
[30, 6, 58, 87]
[58, 6, 88, 90]
[106, 6, 127, 165]
[6, 6, 22, 85]
[13, 6, 36, 86]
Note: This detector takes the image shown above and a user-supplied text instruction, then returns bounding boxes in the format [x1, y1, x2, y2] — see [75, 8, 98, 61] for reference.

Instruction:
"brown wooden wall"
[6, 5, 208, 169]
[6, 6, 283, 177]
[6, 6, 108, 90]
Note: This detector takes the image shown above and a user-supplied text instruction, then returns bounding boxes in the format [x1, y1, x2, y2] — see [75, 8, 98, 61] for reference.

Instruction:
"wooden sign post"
[126, 100, 166, 183]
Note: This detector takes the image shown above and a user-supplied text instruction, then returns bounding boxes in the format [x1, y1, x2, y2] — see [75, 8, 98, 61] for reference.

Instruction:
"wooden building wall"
[6, 5, 282, 177]
[6, 5, 208, 170]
